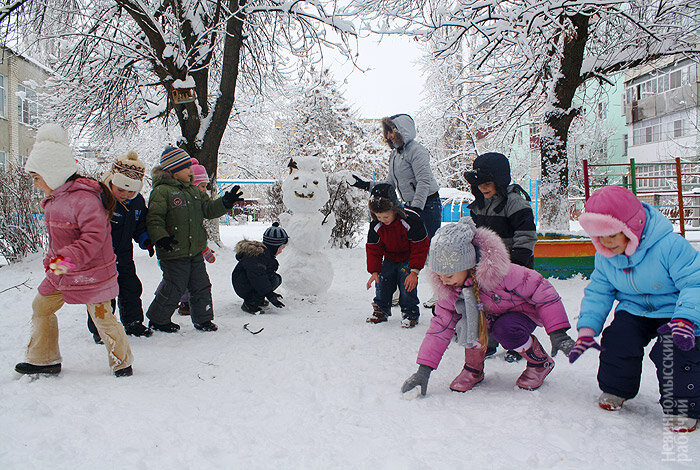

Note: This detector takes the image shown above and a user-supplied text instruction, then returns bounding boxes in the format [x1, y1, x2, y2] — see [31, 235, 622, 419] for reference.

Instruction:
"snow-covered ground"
[0, 222, 697, 469]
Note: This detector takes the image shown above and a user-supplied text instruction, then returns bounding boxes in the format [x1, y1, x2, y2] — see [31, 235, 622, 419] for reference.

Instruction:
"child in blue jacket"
[569, 185, 700, 433]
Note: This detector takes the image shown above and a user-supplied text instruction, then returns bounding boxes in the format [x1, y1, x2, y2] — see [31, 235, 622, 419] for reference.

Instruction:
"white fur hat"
[104, 151, 146, 192]
[24, 123, 77, 190]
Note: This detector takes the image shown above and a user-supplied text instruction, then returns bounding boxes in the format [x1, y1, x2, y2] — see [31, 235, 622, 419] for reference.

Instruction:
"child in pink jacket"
[402, 216, 575, 396]
[14, 123, 133, 377]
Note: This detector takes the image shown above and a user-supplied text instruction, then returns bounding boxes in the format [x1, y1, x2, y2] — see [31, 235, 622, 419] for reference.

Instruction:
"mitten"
[145, 242, 155, 257]
[202, 246, 216, 263]
[155, 236, 178, 252]
[222, 185, 243, 209]
[657, 319, 696, 351]
[350, 174, 370, 191]
[266, 291, 284, 308]
[549, 328, 576, 357]
[401, 364, 432, 396]
[568, 336, 602, 363]
[47, 256, 75, 275]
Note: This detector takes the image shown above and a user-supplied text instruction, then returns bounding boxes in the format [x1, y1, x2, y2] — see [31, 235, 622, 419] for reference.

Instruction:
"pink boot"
[516, 335, 554, 390]
[450, 347, 486, 392]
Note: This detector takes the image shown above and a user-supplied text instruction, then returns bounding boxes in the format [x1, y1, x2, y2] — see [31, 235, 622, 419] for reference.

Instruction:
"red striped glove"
[47, 256, 75, 275]
[568, 336, 602, 363]
[657, 319, 696, 351]
[202, 246, 216, 263]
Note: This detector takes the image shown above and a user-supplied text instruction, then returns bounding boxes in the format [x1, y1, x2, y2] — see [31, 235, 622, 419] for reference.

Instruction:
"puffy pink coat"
[38, 178, 119, 304]
[417, 226, 570, 369]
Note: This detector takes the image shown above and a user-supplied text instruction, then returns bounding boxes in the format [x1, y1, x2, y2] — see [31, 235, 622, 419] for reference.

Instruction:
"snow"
[1, 222, 698, 468]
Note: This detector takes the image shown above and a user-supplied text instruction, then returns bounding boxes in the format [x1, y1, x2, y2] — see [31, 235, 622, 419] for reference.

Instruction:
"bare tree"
[353, 0, 700, 230]
[5, 0, 358, 184]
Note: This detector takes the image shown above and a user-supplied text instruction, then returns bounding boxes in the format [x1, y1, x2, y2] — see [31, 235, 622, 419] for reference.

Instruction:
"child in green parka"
[145, 146, 243, 333]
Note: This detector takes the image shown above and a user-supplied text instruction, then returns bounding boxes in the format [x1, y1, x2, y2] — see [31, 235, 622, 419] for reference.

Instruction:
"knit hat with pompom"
[104, 151, 146, 192]
[191, 158, 210, 186]
[24, 123, 77, 190]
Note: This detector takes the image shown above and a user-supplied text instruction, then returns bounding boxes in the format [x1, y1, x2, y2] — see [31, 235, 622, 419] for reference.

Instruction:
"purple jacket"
[38, 178, 119, 304]
[417, 226, 569, 369]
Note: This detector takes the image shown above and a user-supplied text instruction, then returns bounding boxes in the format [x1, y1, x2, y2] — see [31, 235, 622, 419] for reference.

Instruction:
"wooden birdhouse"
[171, 86, 196, 104]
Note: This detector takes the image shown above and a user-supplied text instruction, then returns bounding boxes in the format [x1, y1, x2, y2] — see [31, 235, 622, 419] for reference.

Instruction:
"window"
[674, 120, 683, 138]
[623, 134, 628, 155]
[0, 75, 6, 118]
[597, 102, 607, 119]
[0, 151, 6, 171]
[17, 83, 38, 126]
[670, 70, 681, 89]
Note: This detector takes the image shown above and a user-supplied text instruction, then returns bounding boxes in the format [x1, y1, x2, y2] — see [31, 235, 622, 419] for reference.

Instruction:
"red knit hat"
[579, 186, 647, 257]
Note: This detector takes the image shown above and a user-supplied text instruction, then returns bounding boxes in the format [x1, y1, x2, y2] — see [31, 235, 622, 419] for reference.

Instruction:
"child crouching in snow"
[365, 183, 429, 328]
[569, 185, 700, 433]
[401, 217, 575, 396]
[232, 222, 288, 313]
[15, 123, 133, 377]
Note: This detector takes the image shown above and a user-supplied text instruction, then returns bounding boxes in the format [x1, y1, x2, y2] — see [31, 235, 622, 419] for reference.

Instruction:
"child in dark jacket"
[365, 183, 429, 328]
[146, 146, 243, 333]
[232, 222, 289, 313]
[465, 152, 538, 360]
[569, 185, 700, 433]
[87, 151, 154, 343]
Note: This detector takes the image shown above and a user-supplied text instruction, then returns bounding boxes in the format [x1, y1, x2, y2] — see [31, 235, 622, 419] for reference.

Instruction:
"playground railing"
[583, 157, 700, 237]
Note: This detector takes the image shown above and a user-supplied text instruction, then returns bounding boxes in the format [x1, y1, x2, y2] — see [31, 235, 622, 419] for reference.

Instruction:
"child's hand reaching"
[366, 273, 379, 290]
[568, 328, 602, 363]
[404, 271, 418, 292]
[47, 256, 75, 275]
[401, 365, 432, 397]
[657, 319, 696, 351]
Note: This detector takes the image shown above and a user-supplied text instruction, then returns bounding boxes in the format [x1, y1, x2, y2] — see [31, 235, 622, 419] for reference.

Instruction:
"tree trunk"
[538, 14, 589, 232]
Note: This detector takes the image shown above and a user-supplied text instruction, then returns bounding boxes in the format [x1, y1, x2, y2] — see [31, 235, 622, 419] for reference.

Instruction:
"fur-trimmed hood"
[235, 239, 267, 259]
[429, 225, 511, 297]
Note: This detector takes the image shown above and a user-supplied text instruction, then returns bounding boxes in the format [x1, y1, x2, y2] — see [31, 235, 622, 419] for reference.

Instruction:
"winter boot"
[598, 392, 626, 411]
[149, 321, 180, 333]
[516, 335, 554, 390]
[450, 347, 486, 392]
[92, 332, 103, 344]
[422, 293, 438, 309]
[177, 301, 190, 315]
[241, 302, 262, 314]
[485, 336, 499, 357]
[401, 318, 418, 328]
[15, 362, 61, 375]
[194, 321, 218, 332]
[125, 321, 153, 337]
[366, 303, 389, 324]
[504, 350, 523, 363]
[114, 366, 133, 377]
[666, 415, 698, 433]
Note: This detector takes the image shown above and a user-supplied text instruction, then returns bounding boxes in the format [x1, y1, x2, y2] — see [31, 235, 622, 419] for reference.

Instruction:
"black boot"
[93, 332, 103, 344]
[194, 321, 218, 332]
[241, 302, 262, 314]
[125, 321, 154, 337]
[149, 321, 180, 333]
[114, 365, 133, 377]
[15, 362, 61, 375]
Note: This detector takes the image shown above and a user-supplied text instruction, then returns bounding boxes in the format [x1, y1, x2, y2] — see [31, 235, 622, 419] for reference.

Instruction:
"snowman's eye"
[313, 180, 319, 185]
[294, 176, 299, 180]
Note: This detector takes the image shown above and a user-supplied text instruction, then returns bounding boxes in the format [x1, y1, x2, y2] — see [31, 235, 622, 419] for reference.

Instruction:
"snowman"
[278, 156, 335, 296]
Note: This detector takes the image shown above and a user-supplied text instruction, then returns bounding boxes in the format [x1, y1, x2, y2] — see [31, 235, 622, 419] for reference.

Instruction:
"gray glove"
[549, 328, 576, 357]
[401, 364, 433, 396]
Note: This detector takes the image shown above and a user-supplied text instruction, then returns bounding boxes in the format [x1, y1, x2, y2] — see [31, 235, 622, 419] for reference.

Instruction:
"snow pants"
[599, 310, 700, 418]
[146, 253, 214, 325]
[26, 290, 133, 372]
[489, 312, 537, 350]
[87, 259, 144, 334]
[374, 259, 419, 321]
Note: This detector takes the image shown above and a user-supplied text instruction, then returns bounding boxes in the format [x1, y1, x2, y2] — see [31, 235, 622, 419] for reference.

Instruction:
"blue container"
[442, 199, 470, 222]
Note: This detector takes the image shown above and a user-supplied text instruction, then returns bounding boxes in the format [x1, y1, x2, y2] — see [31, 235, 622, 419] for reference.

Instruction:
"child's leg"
[373, 259, 398, 316]
[116, 260, 145, 326]
[146, 258, 190, 325]
[180, 290, 190, 304]
[87, 300, 133, 372]
[396, 261, 419, 321]
[489, 312, 537, 350]
[598, 310, 658, 400]
[650, 328, 700, 419]
[187, 254, 214, 324]
[26, 291, 64, 366]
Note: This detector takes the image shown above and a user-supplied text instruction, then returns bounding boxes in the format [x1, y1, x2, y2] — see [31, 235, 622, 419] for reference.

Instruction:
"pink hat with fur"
[191, 158, 210, 186]
[579, 186, 647, 257]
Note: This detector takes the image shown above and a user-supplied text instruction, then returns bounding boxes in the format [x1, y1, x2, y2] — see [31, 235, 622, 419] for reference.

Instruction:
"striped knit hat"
[104, 151, 146, 192]
[263, 222, 289, 247]
[160, 146, 192, 174]
[191, 158, 210, 186]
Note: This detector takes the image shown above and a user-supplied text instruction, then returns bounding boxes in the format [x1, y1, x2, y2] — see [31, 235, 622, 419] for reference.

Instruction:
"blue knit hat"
[161, 146, 192, 173]
[263, 222, 289, 246]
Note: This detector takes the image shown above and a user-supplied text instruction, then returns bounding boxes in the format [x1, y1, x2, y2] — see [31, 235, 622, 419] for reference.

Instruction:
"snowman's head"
[282, 156, 330, 213]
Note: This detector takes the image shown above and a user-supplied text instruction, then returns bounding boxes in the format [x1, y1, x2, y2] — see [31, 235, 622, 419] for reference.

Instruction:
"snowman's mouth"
[294, 191, 314, 199]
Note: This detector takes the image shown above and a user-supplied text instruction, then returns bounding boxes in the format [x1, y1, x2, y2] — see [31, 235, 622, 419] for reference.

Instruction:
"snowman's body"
[279, 157, 335, 296]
